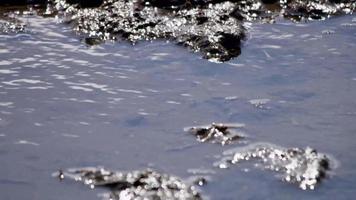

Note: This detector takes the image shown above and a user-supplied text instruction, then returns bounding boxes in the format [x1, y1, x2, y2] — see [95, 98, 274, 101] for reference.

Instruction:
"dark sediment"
[184, 123, 245, 145]
[1, 0, 355, 61]
[54, 167, 202, 200]
[51, 0, 355, 61]
[53, 0, 245, 62]
[216, 143, 333, 190]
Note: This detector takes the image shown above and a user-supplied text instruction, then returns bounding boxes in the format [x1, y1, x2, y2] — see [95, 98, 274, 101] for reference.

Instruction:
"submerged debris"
[54, 167, 202, 200]
[216, 143, 334, 190]
[184, 123, 245, 145]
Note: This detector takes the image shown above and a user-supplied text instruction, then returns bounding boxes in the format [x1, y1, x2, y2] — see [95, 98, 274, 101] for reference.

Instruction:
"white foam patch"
[45, 31, 67, 38]
[0, 102, 13, 107]
[27, 86, 53, 90]
[0, 49, 9, 53]
[0, 69, 18, 74]
[0, 61, 12, 65]
[73, 60, 89, 65]
[69, 86, 93, 92]
[249, 98, 270, 105]
[62, 134, 80, 138]
[51, 74, 67, 80]
[260, 44, 282, 49]
[117, 88, 142, 94]
[166, 101, 181, 105]
[227, 63, 245, 68]
[18, 57, 36, 63]
[2, 79, 46, 86]
[15, 140, 39, 146]
[71, 98, 96, 103]
[65, 81, 111, 92]
[75, 71, 90, 77]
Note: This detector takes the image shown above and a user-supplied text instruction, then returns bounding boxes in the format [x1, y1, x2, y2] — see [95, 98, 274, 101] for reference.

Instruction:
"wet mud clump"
[217, 143, 333, 190]
[51, 0, 355, 61]
[281, 0, 356, 21]
[1, 1, 354, 60]
[0, 7, 27, 34]
[0, 20, 26, 33]
[54, 167, 202, 200]
[53, 0, 244, 62]
[184, 123, 244, 145]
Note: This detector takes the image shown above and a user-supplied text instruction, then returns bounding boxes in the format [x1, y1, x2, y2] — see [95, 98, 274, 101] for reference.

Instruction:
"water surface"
[0, 14, 356, 199]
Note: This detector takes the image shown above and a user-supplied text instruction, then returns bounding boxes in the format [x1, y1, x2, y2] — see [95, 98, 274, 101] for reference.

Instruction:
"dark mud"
[53, 0, 244, 62]
[49, 0, 356, 61]
[1, 1, 355, 61]
[184, 123, 245, 145]
[54, 167, 202, 200]
[216, 143, 335, 190]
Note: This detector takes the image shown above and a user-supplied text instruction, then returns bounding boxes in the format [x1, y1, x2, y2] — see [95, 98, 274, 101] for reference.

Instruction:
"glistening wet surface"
[0, 12, 356, 199]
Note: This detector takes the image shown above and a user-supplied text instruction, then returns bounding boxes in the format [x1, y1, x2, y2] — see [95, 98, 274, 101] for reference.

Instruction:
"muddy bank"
[0, 0, 355, 61]
[50, 0, 355, 61]
[53, 0, 244, 62]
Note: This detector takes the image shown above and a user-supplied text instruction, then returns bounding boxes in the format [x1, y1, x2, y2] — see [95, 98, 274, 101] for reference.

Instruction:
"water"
[0, 13, 356, 200]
